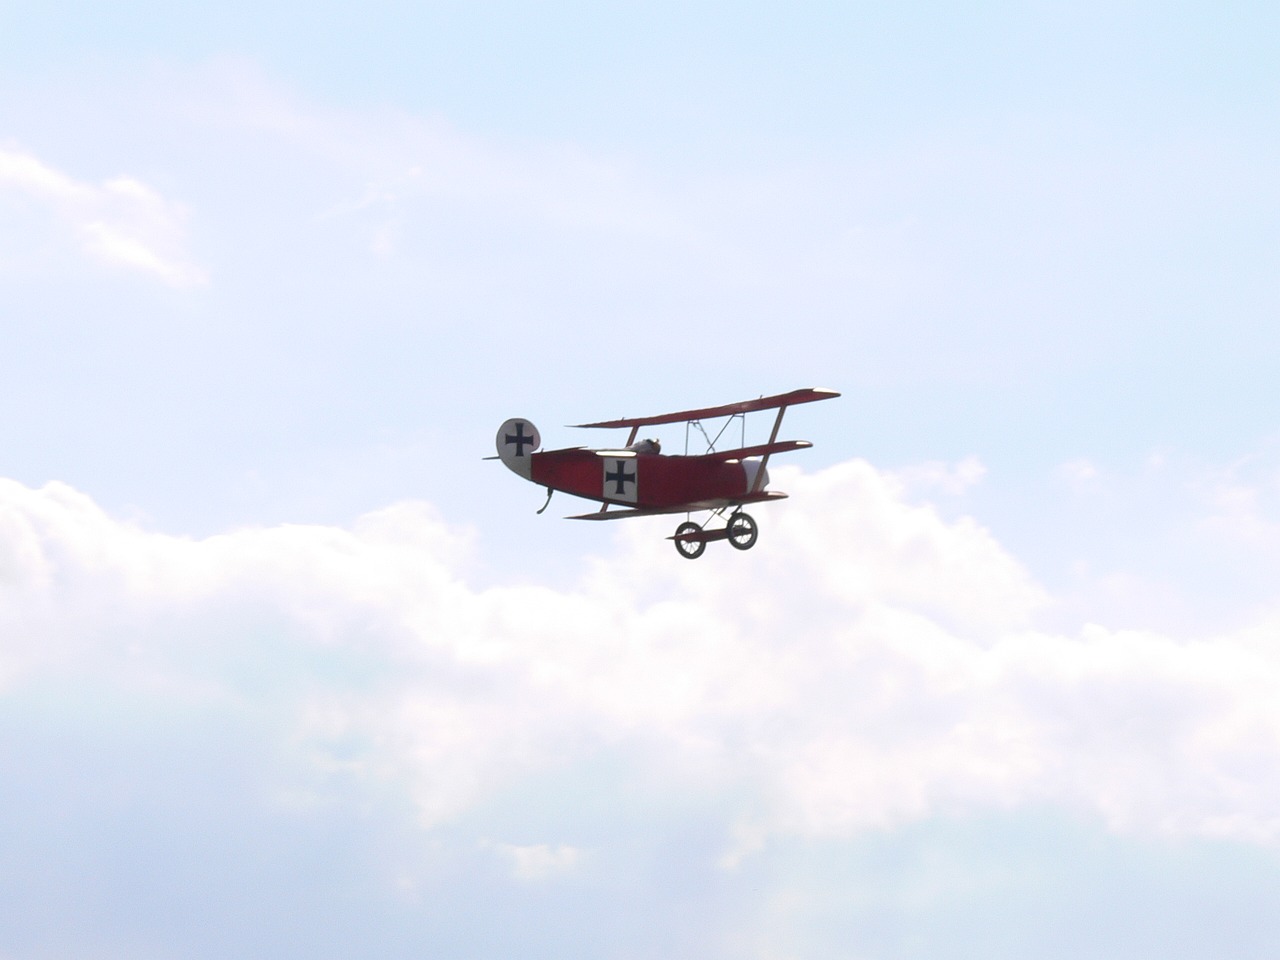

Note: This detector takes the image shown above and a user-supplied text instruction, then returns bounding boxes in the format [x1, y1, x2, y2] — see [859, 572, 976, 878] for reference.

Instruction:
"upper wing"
[571, 387, 840, 429]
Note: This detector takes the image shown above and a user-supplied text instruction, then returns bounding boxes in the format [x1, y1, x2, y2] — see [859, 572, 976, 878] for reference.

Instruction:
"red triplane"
[491, 388, 839, 558]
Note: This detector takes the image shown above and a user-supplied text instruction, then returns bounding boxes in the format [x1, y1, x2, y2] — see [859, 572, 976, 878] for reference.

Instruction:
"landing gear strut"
[670, 510, 758, 559]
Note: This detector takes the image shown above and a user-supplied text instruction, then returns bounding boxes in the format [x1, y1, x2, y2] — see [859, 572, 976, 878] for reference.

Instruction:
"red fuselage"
[530, 449, 756, 510]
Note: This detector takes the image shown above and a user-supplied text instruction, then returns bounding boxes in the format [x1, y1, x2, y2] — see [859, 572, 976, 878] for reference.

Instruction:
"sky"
[1, 1, 1280, 957]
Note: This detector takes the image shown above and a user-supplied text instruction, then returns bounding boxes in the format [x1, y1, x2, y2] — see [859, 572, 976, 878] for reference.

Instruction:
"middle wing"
[698, 439, 811, 461]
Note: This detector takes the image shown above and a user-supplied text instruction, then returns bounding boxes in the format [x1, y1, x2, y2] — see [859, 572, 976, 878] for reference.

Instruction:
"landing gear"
[669, 511, 758, 559]
[726, 511, 758, 551]
[673, 521, 706, 559]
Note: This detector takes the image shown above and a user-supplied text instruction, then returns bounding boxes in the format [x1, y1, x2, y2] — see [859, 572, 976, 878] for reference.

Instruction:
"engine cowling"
[742, 458, 769, 494]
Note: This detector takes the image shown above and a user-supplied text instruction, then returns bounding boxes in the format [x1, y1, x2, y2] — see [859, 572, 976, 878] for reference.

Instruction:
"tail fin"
[495, 418, 541, 478]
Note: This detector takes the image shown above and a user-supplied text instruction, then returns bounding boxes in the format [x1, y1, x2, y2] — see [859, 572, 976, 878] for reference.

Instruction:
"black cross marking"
[505, 421, 535, 457]
[605, 460, 636, 496]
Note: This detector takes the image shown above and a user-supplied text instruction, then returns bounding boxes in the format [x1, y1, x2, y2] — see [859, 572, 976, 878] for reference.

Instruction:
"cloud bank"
[3, 459, 1279, 869]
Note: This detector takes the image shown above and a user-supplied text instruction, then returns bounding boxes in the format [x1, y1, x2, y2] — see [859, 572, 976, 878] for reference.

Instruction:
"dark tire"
[726, 512, 758, 551]
[674, 521, 706, 559]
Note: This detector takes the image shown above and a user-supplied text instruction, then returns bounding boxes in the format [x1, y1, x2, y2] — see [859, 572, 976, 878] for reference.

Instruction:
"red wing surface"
[573, 387, 839, 429]
[700, 439, 811, 461]
[565, 490, 788, 520]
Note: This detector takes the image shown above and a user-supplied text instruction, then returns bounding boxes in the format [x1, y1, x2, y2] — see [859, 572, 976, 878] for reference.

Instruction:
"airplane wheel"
[726, 512, 758, 551]
[674, 521, 706, 559]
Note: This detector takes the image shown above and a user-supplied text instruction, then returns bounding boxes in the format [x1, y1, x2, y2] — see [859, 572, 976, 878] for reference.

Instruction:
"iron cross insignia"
[602, 458, 638, 502]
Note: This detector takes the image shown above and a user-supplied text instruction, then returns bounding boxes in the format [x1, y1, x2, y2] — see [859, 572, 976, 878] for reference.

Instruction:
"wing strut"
[753, 405, 787, 493]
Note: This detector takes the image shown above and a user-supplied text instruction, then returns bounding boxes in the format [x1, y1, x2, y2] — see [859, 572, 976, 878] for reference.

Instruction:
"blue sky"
[2, 2, 1280, 957]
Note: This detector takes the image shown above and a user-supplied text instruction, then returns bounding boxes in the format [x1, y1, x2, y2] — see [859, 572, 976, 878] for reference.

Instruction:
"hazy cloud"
[0, 145, 207, 287]
[1058, 457, 1101, 486]
[892, 455, 988, 497]
[482, 840, 585, 881]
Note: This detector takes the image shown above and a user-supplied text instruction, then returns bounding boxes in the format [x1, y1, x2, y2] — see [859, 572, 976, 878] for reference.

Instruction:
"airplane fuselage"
[527, 448, 763, 511]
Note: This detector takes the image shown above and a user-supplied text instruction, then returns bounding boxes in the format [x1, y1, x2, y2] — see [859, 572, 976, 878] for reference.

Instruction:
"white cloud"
[891, 455, 987, 496]
[1058, 457, 1101, 486]
[482, 840, 584, 881]
[0, 147, 89, 200]
[191, 63, 896, 326]
[1190, 448, 1280, 551]
[0, 146, 207, 287]
[2, 460, 1280, 864]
